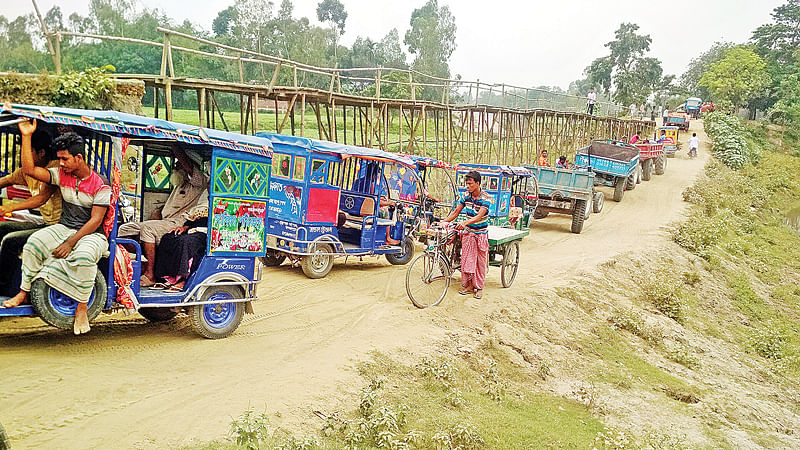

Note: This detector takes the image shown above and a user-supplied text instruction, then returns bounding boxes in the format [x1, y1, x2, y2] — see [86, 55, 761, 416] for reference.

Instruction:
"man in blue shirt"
[440, 170, 491, 299]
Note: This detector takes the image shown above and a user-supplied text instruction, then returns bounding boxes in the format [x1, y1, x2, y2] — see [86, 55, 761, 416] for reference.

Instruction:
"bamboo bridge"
[42, 26, 656, 165]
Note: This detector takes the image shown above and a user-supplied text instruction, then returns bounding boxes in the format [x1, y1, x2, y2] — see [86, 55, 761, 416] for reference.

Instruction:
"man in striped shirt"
[440, 170, 491, 299]
[3, 120, 110, 335]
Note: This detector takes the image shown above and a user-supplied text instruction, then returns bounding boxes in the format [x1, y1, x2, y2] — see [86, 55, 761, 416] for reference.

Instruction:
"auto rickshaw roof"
[658, 126, 680, 130]
[399, 154, 453, 170]
[455, 163, 532, 177]
[1, 103, 273, 157]
[257, 132, 415, 167]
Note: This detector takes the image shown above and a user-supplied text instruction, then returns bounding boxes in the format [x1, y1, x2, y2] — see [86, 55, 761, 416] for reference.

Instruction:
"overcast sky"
[2, 0, 784, 90]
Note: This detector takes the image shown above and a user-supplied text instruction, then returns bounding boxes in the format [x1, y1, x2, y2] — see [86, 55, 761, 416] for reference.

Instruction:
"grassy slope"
[196, 120, 800, 449]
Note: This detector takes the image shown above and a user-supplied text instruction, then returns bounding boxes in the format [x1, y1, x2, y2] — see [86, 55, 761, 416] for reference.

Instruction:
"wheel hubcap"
[49, 287, 96, 316]
[202, 292, 236, 329]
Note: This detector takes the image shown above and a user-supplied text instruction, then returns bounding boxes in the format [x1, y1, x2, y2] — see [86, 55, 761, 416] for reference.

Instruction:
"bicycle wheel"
[406, 253, 451, 308]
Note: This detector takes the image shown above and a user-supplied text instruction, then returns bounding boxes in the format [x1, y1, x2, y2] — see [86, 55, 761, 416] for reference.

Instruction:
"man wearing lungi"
[118, 146, 207, 287]
[4, 120, 111, 334]
[439, 170, 491, 299]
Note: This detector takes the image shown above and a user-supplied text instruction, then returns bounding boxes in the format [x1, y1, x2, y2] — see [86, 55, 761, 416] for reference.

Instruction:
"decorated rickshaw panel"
[209, 147, 271, 257]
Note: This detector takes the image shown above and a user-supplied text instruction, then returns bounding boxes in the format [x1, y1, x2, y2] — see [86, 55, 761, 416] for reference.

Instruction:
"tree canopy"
[404, 0, 457, 80]
[698, 46, 770, 109]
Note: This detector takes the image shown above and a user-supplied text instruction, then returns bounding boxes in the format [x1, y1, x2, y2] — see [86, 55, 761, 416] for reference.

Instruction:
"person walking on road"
[688, 132, 699, 158]
[586, 88, 597, 115]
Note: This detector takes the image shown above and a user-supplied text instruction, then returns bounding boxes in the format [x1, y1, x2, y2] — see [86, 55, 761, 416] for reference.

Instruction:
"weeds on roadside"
[609, 308, 663, 346]
[229, 408, 270, 450]
[748, 326, 787, 360]
[666, 342, 700, 369]
[641, 275, 691, 323]
[432, 423, 485, 450]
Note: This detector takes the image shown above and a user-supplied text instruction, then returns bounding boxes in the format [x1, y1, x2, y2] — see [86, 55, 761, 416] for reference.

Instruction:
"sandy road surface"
[0, 122, 711, 449]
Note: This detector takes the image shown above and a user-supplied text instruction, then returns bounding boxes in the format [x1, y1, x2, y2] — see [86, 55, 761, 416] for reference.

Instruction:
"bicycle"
[405, 223, 524, 308]
[405, 224, 461, 308]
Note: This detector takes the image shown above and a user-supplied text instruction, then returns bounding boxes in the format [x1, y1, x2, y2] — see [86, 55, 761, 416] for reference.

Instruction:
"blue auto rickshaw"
[454, 163, 537, 229]
[255, 132, 420, 279]
[0, 103, 272, 338]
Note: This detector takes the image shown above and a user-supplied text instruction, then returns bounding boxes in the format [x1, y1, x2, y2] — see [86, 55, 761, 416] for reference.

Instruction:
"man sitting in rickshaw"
[0, 127, 62, 297]
[439, 170, 490, 300]
[537, 150, 549, 166]
[4, 120, 111, 335]
[118, 145, 208, 287]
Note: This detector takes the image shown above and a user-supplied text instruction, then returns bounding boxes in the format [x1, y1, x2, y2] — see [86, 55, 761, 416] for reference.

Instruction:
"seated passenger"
[556, 156, 569, 169]
[0, 127, 62, 297]
[656, 130, 667, 143]
[3, 121, 111, 335]
[118, 146, 208, 287]
[153, 203, 208, 292]
[630, 131, 641, 144]
[537, 150, 550, 166]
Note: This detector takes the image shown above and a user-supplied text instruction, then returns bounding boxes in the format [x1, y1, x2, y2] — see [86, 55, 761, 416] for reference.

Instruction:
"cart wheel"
[385, 237, 415, 265]
[571, 199, 588, 234]
[189, 285, 245, 339]
[500, 242, 520, 288]
[139, 308, 178, 323]
[406, 253, 451, 308]
[261, 250, 287, 267]
[301, 243, 334, 279]
[626, 171, 636, 190]
[655, 154, 666, 174]
[613, 177, 625, 202]
[642, 159, 653, 181]
[30, 271, 107, 331]
[592, 191, 604, 213]
[533, 207, 549, 219]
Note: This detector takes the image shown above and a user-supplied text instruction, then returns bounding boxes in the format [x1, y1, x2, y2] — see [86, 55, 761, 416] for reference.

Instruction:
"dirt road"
[0, 122, 711, 449]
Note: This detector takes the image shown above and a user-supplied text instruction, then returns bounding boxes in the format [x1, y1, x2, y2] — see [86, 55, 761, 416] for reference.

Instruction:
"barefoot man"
[439, 170, 491, 299]
[3, 120, 111, 335]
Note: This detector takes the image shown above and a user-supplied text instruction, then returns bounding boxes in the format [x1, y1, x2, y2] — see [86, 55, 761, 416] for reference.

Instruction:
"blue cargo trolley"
[255, 133, 421, 279]
[574, 140, 640, 203]
[0, 104, 272, 338]
[525, 165, 601, 234]
[454, 164, 538, 230]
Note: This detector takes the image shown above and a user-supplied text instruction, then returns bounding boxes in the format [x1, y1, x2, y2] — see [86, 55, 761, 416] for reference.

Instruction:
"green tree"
[212, 6, 236, 37]
[404, 0, 457, 80]
[752, 0, 800, 64]
[680, 41, 734, 99]
[698, 46, 770, 109]
[377, 29, 407, 69]
[583, 23, 673, 106]
[316, 0, 347, 61]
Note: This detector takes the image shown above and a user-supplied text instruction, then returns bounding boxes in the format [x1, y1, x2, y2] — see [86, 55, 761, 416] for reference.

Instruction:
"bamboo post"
[409, 72, 415, 103]
[238, 53, 244, 83]
[165, 79, 173, 121]
[300, 94, 306, 137]
[54, 33, 62, 75]
[154, 86, 159, 119]
[375, 69, 382, 101]
[31, 0, 59, 73]
[198, 87, 206, 127]
[253, 92, 259, 134]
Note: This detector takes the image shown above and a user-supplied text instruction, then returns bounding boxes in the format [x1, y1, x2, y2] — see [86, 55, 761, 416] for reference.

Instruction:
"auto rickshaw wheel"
[533, 208, 549, 219]
[189, 285, 245, 339]
[386, 237, 415, 265]
[301, 243, 334, 279]
[30, 271, 107, 331]
[262, 250, 287, 267]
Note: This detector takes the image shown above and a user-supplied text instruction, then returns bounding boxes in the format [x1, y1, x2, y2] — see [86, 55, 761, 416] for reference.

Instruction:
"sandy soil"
[0, 123, 711, 449]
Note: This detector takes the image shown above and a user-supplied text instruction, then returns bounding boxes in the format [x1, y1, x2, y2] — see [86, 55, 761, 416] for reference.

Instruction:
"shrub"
[641, 275, 690, 323]
[52, 65, 116, 109]
[748, 326, 786, 360]
[671, 211, 726, 259]
[229, 408, 270, 450]
[610, 309, 663, 346]
[704, 112, 761, 169]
